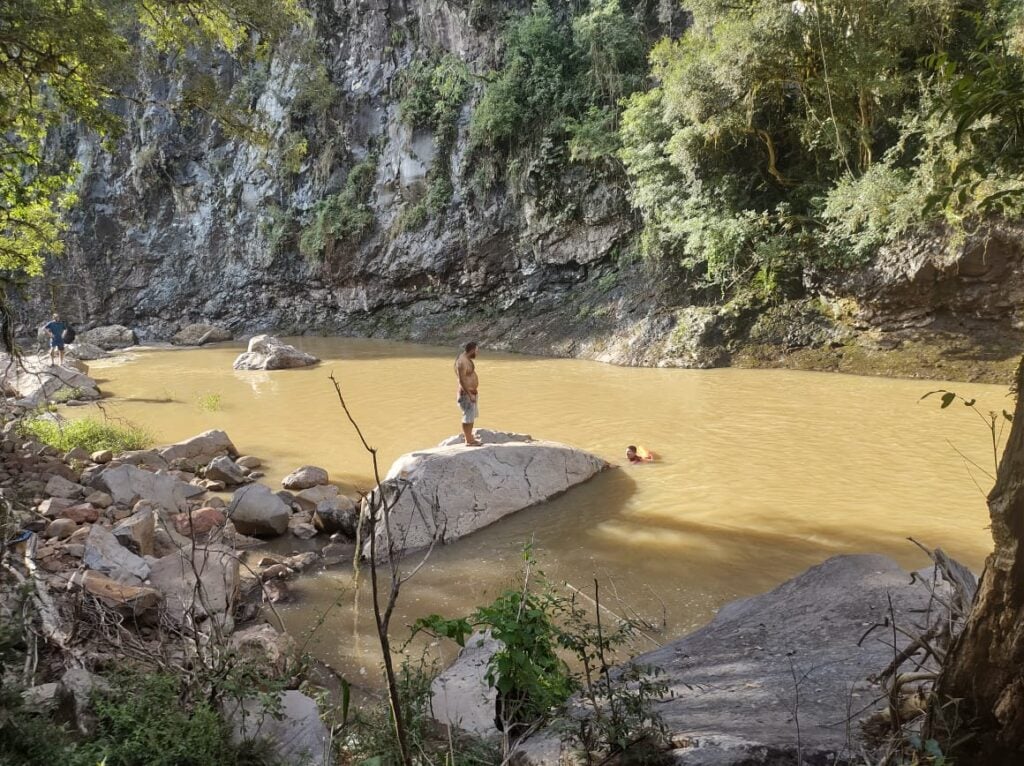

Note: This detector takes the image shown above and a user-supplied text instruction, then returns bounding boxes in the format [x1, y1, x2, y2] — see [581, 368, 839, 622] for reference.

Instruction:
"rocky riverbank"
[0, 357, 367, 763]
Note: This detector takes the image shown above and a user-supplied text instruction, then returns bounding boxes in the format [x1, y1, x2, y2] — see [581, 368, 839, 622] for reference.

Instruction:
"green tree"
[618, 0, 989, 292]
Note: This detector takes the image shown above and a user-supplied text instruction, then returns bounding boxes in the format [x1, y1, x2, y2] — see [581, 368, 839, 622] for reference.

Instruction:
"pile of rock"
[6, 425, 336, 763]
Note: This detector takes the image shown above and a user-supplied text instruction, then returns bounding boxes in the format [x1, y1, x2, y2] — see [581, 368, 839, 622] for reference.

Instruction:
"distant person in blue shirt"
[44, 313, 67, 366]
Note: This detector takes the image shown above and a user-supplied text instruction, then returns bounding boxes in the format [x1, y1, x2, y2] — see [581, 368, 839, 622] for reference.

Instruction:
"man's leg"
[462, 421, 475, 444]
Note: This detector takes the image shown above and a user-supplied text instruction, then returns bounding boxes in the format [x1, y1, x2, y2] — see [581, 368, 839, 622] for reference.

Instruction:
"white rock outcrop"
[0, 355, 101, 407]
[365, 430, 607, 556]
[232, 335, 319, 371]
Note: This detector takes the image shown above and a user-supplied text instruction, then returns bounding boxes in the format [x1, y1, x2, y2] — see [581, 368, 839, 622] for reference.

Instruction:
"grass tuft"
[19, 416, 153, 454]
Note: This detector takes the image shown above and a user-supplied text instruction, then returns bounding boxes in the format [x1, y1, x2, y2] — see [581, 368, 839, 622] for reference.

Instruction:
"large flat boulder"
[79, 324, 136, 350]
[172, 323, 232, 346]
[233, 335, 319, 371]
[158, 429, 237, 466]
[226, 483, 290, 537]
[515, 554, 952, 765]
[365, 430, 607, 556]
[149, 544, 239, 624]
[94, 464, 191, 514]
[0, 355, 101, 407]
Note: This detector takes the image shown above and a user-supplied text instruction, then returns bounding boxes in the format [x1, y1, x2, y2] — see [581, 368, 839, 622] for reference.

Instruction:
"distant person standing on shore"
[455, 341, 482, 446]
[44, 313, 67, 366]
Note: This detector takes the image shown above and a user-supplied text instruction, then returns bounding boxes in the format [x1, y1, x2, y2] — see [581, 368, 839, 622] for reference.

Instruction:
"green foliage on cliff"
[299, 155, 378, 261]
[0, 0, 305, 289]
[396, 54, 471, 228]
[619, 0, 1024, 292]
[399, 54, 471, 141]
[470, 0, 646, 186]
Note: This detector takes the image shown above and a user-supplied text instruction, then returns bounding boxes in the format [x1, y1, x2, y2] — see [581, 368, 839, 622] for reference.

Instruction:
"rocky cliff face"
[37, 1, 635, 341]
[23, 1, 1024, 383]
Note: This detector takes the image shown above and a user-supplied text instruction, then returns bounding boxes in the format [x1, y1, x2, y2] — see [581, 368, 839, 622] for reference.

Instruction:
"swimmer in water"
[626, 445, 654, 464]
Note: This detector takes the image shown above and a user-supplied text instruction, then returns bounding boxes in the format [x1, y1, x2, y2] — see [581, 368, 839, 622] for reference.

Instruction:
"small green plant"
[50, 386, 85, 404]
[558, 581, 671, 764]
[280, 131, 309, 176]
[197, 392, 223, 412]
[18, 415, 153, 454]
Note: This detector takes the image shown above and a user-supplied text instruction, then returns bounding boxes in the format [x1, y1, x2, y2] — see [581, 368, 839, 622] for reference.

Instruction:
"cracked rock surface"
[365, 429, 607, 556]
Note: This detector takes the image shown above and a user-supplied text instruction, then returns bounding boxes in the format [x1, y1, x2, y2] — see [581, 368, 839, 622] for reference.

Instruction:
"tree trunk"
[935, 360, 1024, 762]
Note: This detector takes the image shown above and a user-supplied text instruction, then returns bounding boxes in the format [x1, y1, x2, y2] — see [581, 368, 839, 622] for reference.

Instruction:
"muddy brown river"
[80, 338, 1004, 683]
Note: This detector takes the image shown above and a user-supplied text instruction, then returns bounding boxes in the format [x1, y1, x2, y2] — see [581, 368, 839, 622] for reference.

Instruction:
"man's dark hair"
[627, 445, 637, 452]
[463, 341, 478, 353]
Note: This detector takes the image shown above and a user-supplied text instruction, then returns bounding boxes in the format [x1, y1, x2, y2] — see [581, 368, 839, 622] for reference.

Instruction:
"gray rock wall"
[20, 3, 1024, 375]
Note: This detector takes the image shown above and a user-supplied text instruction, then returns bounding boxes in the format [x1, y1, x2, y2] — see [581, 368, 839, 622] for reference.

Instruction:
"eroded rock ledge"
[433, 554, 958, 765]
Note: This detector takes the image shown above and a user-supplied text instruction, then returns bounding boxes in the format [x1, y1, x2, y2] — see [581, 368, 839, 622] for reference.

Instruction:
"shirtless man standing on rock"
[455, 341, 482, 446]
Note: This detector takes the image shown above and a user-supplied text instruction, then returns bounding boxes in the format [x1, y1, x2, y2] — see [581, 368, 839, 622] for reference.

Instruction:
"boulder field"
[364, 429, 608, 557]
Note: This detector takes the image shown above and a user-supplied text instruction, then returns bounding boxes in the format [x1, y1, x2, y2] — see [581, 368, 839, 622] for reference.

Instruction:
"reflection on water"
[79, 337, 1004, 682]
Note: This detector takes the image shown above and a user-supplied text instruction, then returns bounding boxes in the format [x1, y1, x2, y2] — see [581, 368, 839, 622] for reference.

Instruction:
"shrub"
[68, 672, 269, 766]
[260, 203, 297, 254]
[19, 415, 153, 454]
[279, 131, 308, 176]
[342, 655, 499, 765]
[0, 623, 74, 766]
[398, 53, 470, 140]
[299, 155, 377, 261]
[413, 550, 669, 759]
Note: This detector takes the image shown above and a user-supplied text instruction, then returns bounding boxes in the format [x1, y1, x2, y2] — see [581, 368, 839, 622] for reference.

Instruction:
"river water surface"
[81, 338, 1005, 681]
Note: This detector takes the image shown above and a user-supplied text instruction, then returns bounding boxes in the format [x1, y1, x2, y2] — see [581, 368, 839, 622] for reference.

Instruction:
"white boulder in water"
[232, 335, 319, 371]
[364, 430, 607, 556]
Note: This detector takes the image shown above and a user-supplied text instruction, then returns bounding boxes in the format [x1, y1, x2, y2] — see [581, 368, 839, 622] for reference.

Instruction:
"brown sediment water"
[80, 337, 1005, 683]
